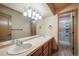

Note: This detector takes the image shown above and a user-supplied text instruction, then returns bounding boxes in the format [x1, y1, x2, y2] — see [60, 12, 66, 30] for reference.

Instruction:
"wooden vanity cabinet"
[30, 37, 56, 56]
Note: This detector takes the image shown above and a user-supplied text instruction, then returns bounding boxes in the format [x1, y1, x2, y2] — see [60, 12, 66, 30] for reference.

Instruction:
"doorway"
[58, 10, 78, 56]
[0, 12, 11, 42]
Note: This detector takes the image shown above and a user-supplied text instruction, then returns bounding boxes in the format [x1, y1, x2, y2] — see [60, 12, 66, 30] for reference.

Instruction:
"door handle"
[72, 32, 74, 34]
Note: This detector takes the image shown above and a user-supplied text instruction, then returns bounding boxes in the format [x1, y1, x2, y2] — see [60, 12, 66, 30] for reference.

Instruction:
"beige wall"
[0, 5, 31, 39]
[36, 14, 58, 49]
[44, 15, 58, 42]
[36, 19, 45, 35]
[36, 15, 58, 42]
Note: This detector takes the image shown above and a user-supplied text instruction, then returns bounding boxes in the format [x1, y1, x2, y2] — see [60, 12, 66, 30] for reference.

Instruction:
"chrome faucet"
[15, 40, 23, 46]
[11, 39, 23, 46]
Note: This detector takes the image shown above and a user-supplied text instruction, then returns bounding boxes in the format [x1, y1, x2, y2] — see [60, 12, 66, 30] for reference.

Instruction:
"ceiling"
[1, 3, 71, 18]
[1, 3, 53, 18]
[47, 3, 71, 14]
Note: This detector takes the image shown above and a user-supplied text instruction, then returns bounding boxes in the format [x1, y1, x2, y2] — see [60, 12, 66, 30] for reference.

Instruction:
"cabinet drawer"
[43, 42, 48, 49]
[32, 47, 42, 56]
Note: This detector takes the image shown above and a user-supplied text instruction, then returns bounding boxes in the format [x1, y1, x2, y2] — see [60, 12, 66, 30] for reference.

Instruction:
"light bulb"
[27, 8, 32, 18]
[35, 17, 38, 20]
[32, 16, 35, 19]
[28, 14, 31, 17]
[36, 13, 39, 17]
[27, 8, 32, 14]
[39, 16, 42, 19]
[23, 12, 27, 16]
[32, 11, 36, 16]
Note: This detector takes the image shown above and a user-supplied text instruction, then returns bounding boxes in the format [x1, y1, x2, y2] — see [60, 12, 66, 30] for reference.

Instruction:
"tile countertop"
[0, 35, 54, 56]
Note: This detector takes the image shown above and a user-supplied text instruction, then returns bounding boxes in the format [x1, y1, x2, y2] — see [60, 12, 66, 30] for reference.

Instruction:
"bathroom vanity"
[30, 38, 53, 56]
[0, 35, 58, 56]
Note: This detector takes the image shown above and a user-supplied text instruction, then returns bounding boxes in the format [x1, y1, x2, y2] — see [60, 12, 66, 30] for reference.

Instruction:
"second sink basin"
[7, 43, 32, 55]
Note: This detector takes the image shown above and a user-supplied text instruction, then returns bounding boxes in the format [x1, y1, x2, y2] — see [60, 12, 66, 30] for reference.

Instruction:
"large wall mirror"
[0, 12, 38, 42]
[0, 4, 42, 43]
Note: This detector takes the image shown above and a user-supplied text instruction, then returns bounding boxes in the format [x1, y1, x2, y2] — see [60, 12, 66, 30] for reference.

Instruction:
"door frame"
[57, 9, 78, 55]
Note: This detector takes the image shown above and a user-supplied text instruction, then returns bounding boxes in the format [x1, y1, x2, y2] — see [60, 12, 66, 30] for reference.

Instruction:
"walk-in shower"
[59, 13, 73, 49]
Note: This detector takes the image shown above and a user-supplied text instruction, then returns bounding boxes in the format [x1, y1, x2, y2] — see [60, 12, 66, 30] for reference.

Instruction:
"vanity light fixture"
[23, 7, 42, 20]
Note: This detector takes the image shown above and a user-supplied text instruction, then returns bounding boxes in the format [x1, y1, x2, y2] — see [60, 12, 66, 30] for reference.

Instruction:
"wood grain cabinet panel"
[43, 42, 48, 50]
[48, 39, 52, 56]
[31, 47, 42, 56]
[30, 37, 55, 56]
[43, 42, 49, 56]
[43, 47, 49, 56]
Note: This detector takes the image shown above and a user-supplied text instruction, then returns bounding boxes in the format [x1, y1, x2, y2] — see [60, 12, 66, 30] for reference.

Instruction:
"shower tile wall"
[59, 15, 72, 46]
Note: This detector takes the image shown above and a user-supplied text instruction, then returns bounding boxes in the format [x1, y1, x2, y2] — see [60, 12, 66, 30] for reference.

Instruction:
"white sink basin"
[7, 43, 32, 55]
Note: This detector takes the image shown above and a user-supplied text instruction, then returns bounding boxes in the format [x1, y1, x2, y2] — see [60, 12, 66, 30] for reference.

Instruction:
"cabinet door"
[43, 47, 49, 56]
[32, 47, 42, 56]
[48, 39, 52, 56]
[43, 42, 49, 56]
[52, 38, 58, 54]
[52, 38, 58, 50]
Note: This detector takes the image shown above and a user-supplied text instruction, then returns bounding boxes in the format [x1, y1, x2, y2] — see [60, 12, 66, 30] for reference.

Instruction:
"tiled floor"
[52, 45, 73, 56]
